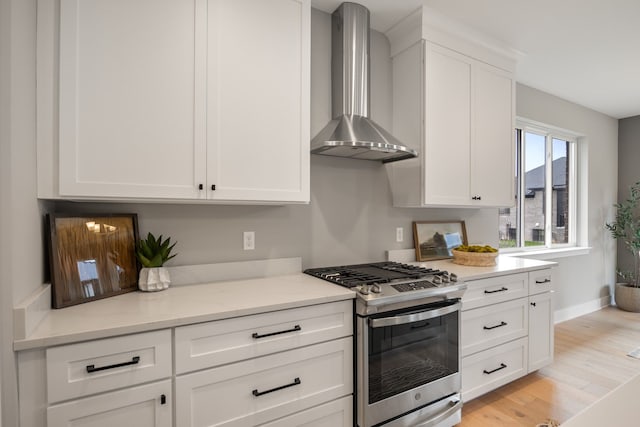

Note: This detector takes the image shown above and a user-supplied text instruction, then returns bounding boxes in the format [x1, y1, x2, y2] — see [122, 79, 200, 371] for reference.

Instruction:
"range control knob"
[433, 276, 443, 285]
[450, 273, 458, 282]
[359, 285, 370, 295]
[371, 283, 382, 294]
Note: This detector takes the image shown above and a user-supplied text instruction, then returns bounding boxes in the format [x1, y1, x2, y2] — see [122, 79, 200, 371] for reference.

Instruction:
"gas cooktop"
[304, 261, 451, 288]
[304, 261, 466, 314]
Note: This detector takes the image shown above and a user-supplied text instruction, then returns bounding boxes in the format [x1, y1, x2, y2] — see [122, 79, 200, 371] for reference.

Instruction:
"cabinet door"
[471, 61, 515, 207]
[175, 338, 352, 427]
[58, 0, 207, 199]
[259, 396, 352, 427]
[462, 337, 528, 402]
[528, 291, 554, 372]
[47, 380, 171, 427]
[423, 42, 472, 206]
[206, 0, 310, 203]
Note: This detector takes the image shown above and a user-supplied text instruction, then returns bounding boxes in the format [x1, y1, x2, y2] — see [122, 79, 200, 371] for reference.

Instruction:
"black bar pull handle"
[252, 377, 301, 397]
[86, 356, 140, 373]
[535, 278, 551, 284]
[483, 321, 507, 330]
[484, 287, 508, 294]
[252, 325, 301, 339]
[160, 394, 167, 405]
[483, 363, 507, 375]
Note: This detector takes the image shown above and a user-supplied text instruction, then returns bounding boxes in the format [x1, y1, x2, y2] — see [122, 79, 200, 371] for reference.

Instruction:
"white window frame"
[502, 118, 580, 253]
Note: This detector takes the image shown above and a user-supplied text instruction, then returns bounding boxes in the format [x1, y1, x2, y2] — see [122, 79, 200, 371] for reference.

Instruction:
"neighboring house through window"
[499, 119, 577, 250]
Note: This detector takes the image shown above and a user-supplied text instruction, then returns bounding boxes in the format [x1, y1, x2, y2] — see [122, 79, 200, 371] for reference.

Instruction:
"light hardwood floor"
[460, 306, 640, 426]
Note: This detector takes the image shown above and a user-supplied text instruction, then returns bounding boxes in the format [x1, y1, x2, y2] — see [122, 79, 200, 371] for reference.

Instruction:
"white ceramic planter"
[138, 267, 171, 292]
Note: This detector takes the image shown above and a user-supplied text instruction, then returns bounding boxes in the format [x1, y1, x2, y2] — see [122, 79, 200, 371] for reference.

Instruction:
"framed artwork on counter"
[413, 220, 468, 262]
[46, 213, 139, 308]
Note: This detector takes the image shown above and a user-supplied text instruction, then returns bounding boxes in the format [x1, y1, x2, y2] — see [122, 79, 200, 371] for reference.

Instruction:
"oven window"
[367, 302, 459, 404]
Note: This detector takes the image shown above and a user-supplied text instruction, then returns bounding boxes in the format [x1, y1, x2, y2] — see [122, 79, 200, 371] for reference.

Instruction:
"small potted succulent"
[136, 232, 177, 292]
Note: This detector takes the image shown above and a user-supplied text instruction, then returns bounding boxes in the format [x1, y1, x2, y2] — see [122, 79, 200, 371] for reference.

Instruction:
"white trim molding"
[554, 295, 610, 324]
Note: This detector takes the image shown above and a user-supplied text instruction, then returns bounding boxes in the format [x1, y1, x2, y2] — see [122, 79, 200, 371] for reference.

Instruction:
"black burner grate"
[304, 262, 447, 288]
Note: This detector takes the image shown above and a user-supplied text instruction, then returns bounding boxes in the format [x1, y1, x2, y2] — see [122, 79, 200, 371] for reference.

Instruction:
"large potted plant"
[136, 232, 177, 292]
[606, 181, 640, 311]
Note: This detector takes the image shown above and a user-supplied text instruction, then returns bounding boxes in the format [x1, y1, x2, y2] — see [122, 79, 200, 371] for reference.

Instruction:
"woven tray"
[451, 249, 497, 266]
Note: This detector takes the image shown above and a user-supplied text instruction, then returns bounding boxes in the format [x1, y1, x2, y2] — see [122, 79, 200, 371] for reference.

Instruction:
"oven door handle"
[414, 398, 462, 427]
[369, 301, 461, 328]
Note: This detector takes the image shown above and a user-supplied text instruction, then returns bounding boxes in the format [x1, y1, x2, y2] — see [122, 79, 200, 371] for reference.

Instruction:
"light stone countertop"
[416, 255, 557, 281]
[14, 256, 555, 352]
[14, 273, 355, 351]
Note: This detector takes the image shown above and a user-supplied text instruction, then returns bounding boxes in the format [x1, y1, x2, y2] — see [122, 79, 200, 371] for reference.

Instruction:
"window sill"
[500, 246, 591, 260]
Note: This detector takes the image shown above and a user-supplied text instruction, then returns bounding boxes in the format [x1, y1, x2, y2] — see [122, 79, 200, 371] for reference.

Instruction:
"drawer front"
[529, 269, 552, 295]
[47, 379, 171, 427]
[47, 330, 172, 403]
[175, 300, 352, 374]
[175, 337, 353, 427]
[462, 273, 528, 310]
[462, 298, 528, 356]
[462, 337, 528, 401]
[259, 396, 353, 427]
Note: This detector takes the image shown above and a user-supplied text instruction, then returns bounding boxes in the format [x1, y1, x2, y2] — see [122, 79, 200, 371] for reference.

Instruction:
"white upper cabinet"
[386, 8, 516, 208]
[206, 0, 310, 203]
[423, 43, 473, 206]
[472, 61, 516, 207]
[58, 0, 207, 200]
[38, 0, 310, 204]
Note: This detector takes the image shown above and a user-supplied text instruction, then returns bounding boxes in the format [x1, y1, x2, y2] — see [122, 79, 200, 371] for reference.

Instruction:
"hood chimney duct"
[311, 2, 417, 163]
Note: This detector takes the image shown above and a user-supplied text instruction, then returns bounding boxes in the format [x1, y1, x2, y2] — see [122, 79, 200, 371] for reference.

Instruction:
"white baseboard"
[554, 295, 611, 324]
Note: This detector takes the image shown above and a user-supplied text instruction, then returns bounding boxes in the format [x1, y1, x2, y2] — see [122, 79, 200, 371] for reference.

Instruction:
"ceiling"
[311, 0, 640, 119]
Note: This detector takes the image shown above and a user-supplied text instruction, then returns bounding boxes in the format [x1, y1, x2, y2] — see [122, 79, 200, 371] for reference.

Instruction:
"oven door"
[357, 299, 461, 427]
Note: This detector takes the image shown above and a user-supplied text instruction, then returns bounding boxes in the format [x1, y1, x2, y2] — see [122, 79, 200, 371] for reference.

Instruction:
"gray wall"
[2, 0, 41, 425]
[516, 84, 618, 311]
[617, 115, 640, 274]
[0, 0, 10, 422]
[1, 5, 621, 424]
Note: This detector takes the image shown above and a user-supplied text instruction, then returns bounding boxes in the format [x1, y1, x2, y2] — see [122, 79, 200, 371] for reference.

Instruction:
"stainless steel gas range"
[305, 262, 466, 427]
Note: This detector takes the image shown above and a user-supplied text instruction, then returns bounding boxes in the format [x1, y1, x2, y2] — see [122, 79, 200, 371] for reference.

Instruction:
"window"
[499, 121, 577, 250]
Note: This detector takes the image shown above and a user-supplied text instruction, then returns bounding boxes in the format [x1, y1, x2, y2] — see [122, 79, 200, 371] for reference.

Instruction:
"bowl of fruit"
[451, 245, 498, 266]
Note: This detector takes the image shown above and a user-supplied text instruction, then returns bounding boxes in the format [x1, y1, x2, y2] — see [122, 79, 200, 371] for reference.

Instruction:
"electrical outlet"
[396, 227, 404, 243]
[243, 231, 255, 250]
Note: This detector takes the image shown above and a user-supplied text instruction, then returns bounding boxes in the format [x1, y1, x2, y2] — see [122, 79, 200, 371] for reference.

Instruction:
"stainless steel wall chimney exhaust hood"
[311, 2, 417, 163]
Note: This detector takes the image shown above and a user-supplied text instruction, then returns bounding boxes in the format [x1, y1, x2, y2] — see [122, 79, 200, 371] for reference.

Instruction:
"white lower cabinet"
[46, 330, 172, 404]
[461, 298, 528, 357]
[175, 338, 352, 426]
[258, 397, 352, 427]
[461, 269, 554, 401]
[18, 300, 353, 427]
[462, 337, 528, 401]
[529, 291, 554, 372]
[47, 379, 172, 427]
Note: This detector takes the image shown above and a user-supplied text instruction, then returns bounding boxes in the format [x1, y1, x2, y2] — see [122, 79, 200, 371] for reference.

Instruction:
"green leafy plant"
[606, 181, 640, 286]
[136, 232, 177, 268]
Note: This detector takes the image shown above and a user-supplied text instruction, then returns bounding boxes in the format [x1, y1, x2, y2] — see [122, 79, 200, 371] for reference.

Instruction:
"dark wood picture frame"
[413, 220, 468, 262]
[46, 213, 140, 308]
